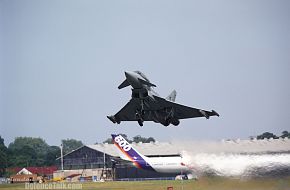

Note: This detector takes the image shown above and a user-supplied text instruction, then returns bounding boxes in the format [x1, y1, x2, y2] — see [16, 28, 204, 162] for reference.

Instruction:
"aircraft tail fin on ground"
[118, 79, 130, 89]
[166, 90, 177, 102]
[111, 134, 155, 171]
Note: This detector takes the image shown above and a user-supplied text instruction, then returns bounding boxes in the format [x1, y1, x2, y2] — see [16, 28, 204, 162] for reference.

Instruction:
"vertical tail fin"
[111, 134, 155, 171]
[166, 90, 177, 102]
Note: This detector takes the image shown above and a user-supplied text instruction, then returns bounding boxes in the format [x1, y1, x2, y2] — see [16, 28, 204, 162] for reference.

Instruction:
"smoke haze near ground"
[181, 151, 290, 178]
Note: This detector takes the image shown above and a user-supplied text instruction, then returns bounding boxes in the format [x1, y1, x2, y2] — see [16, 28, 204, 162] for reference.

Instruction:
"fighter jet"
[107, 71, 219, 127]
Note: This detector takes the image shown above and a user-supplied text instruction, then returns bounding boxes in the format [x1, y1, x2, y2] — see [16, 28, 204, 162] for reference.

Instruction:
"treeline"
[253, 131, 290, 140]
[102, 134, 155, 144]
[0, 136, 83, 177]
[0, 134, 155, 177]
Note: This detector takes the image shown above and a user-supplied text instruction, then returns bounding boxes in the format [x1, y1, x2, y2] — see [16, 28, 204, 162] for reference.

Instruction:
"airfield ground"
[0, 177, 289, 190]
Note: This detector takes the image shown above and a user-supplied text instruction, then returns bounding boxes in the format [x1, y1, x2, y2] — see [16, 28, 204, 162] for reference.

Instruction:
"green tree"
[102, 138, 113, 144]
[61, 139, 83, 155]
[257, 132, 278, 140]
[132, 135, 147, 143]
[280, 131, 290, 139]
[104, 134, 155, 144]
[132, 135, 155, 143]
[145, 137, 156, 143]
[103, 134, 132, 144]
[8, 137, 49, 167]
[45, 146, 60, 166]
[0, 136, 8, 176]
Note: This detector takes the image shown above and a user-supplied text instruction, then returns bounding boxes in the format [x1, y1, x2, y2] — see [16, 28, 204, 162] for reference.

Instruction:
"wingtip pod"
[107, 115, 116, 123]
[199, 109, 220, 119]
[107, 115, 120, 124]
[212, 110, 220, 117]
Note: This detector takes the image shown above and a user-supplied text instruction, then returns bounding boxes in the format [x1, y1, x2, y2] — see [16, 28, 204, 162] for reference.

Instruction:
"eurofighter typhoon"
[107, 71, 219, 126]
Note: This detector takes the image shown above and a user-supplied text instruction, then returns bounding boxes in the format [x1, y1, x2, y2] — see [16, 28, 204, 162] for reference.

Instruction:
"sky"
[1, 0, 290, 146]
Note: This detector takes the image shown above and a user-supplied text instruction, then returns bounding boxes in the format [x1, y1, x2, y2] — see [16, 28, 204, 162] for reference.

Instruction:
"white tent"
[17, 168, 32, 175]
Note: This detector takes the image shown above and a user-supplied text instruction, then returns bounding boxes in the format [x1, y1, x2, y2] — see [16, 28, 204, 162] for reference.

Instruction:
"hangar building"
[55, 141, 181, 180]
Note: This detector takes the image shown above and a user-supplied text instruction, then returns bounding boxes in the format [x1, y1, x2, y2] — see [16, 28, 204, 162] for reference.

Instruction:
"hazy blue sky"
[1, 0, 290, 146]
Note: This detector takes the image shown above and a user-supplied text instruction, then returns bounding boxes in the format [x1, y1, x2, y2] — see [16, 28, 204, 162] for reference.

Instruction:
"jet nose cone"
[125, 71, 134, 80]
[124, 71, 141, 88]
[124, 71, 129, 77]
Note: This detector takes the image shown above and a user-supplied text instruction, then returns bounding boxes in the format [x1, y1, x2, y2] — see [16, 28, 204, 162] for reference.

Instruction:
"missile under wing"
[107, 71, 219, 126]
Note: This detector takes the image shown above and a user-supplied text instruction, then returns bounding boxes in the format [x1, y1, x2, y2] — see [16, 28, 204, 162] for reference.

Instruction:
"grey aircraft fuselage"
[107, 71, 219, 126]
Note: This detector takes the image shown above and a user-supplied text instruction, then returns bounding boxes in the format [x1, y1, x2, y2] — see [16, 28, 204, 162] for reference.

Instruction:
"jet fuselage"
[107, 71, 219, 126]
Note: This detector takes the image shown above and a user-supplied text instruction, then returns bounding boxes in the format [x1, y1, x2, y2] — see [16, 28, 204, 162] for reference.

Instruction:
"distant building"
[10, 174, 37, 183]
[10, 166, 57, 177]
[9, 166, 57, 183]
[55, 142, 180, 180]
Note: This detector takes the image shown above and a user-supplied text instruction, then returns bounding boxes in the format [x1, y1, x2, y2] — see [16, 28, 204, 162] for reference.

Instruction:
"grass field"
[0, 177, 289, 190]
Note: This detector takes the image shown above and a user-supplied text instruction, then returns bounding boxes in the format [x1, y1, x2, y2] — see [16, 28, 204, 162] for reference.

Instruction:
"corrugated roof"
[86, 142, 180, 157]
